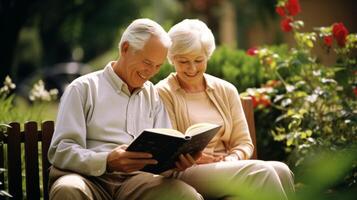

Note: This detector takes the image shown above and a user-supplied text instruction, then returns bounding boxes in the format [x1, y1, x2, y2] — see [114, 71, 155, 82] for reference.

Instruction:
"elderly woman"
[156, 19, 295, 200]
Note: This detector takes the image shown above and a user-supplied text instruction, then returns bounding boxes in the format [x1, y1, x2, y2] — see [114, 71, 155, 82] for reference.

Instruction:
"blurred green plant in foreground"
[158, 146, 356, 200]
[215, 146, 357, 200]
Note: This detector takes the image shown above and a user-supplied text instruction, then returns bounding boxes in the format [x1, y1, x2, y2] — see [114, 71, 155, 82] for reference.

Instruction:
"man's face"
[121, 37, 168, 92]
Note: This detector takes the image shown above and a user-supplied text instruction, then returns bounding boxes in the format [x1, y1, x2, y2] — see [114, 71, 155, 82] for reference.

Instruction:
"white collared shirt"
[48, 62, 172, 176]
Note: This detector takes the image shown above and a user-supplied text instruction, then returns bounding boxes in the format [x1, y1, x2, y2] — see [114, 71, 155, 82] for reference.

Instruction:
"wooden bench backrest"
[0, 97, 256, 200]
[241, 97, 258, 159]
[0, 121, 54, 200]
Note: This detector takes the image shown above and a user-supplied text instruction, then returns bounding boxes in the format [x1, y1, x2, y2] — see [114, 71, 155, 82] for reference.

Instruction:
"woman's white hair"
[119, 18, 171, 53]
[167, 19, 216, 63]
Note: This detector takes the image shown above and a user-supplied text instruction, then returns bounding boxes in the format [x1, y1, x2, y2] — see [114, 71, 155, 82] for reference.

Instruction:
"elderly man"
[48, 18, 203, 200]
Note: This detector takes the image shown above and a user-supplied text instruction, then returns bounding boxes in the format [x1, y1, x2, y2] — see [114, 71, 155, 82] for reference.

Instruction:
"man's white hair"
[167, 19, 216, 63]
[119, 18, 171, 53]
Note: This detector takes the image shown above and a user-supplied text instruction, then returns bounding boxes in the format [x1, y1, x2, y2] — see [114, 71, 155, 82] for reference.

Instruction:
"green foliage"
[208, 46, 265, 91]
[0, 168, 12, 198]
[248, 17, 357, 190]
[293, 146, 357, 200]
[0, 77, 58, 125]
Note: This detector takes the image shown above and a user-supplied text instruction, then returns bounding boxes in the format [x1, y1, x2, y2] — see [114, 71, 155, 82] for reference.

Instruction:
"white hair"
[119, 18, 171, 53]
[167, 19, 216, 63]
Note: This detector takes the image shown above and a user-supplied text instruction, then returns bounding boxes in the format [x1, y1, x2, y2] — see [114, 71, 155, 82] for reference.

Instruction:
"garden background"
[1, 0, 356, 199]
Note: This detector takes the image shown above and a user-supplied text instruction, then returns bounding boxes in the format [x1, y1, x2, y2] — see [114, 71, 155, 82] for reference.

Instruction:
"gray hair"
[167, 19, 216, 63]
[119, 18, 171, 53]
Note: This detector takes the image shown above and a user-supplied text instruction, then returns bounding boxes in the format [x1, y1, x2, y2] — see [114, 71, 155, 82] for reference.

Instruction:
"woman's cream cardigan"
[155, 73, 254, 160]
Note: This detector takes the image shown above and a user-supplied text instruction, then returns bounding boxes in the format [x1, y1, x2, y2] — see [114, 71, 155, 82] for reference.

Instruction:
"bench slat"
[41, 121, 54, 200]
[24, 122, 40, 200]
[241, 97, 258, 159]
[7, 122, 23, 199]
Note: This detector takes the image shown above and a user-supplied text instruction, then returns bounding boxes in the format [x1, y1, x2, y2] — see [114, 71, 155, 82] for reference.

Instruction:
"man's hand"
[107, 145, 158, 173]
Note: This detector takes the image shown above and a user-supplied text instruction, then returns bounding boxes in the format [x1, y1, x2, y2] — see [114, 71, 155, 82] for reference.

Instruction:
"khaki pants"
[49, 160, 294, 200]
[49, 167, 203, 200]
[173, 160, 294, 200]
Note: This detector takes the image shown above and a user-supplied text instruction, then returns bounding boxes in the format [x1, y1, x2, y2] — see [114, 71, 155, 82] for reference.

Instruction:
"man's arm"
[48, 85, 108, 176]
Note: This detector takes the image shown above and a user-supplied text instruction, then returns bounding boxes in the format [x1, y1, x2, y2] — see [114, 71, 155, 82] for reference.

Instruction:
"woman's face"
[172, 49, 207, 86]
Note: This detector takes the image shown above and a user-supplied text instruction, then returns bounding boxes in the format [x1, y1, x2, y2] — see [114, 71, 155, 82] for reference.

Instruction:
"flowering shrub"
[276, 0, 301, 32]
[245, 0, 357, 189]
[0, 76, 58, 127]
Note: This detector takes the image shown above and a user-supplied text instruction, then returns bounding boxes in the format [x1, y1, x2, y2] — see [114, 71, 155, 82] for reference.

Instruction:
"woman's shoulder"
[204, 74, 238, 92]
[155, 73, 177, 91]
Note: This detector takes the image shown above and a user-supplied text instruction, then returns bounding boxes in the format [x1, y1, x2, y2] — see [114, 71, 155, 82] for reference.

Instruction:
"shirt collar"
[168, 73, 215, 92]
[103, 61, 145, 96]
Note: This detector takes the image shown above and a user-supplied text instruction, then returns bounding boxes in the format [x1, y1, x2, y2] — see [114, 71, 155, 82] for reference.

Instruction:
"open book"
[126, 123, 221, 174]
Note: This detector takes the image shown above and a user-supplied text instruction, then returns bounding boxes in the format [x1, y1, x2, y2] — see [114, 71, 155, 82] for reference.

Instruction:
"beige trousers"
[49, 166, 203, 200]
[49, 160, 294, 200]
[171, 160, 295, 200]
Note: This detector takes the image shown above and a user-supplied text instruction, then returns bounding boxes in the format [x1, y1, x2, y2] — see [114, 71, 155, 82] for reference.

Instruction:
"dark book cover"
[126, 124, 221, 174]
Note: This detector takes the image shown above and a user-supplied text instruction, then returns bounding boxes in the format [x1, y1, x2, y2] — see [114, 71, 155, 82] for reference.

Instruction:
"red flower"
[246, 47, 258, 56]
[354, 87, 357, 97]
[323, 35, 333, 47]
[276, 6, 286, 17]
[250, 96, 259, 109]
[281, 18, 293, 32]
[285, 0, 301, 16]
[250, 94, 271, 109]
[332, 23, 349, 47]
[260, 95, 271, 107]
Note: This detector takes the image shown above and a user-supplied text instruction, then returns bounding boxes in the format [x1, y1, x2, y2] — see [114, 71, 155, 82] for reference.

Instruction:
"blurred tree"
[177, 0, 222, 40]
[232, 0, 276, 48]
[0, 0, 144, 82]
[175, 0, 276, 48]
[38, 0, 144, 65]
[0, 0, 42, 81]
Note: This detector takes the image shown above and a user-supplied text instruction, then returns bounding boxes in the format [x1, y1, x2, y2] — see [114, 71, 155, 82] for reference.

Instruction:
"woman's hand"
[175, 154, 196, 171]
[174, 151, 203, 171]
[106, 144, 158, 173]
[196, 152, 223, 164]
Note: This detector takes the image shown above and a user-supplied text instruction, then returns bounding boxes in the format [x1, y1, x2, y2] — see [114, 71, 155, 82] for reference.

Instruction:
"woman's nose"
[187, 62, 197, 71]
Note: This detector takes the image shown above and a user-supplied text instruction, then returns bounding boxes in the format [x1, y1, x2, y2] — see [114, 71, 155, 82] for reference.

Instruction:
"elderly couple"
[48, 18, 294, 200]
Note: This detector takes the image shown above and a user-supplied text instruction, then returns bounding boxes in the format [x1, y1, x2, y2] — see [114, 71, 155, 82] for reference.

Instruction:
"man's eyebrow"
[144, 58, 162, 67]
[142, 58, 153, 63]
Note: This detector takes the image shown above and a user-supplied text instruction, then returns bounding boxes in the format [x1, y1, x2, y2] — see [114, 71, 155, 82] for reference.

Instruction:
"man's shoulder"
[69, 69, 104, 88]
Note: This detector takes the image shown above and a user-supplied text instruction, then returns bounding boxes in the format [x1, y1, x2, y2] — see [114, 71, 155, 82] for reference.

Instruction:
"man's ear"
[121, 41, 130, 56]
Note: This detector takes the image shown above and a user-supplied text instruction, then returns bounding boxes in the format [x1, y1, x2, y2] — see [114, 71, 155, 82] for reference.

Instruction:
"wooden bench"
[0, 97, 257, 200]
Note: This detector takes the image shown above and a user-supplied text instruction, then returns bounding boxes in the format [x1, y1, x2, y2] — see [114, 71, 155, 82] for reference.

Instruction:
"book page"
[143, 128, 184, 138]
[185, 123, 220, 136]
